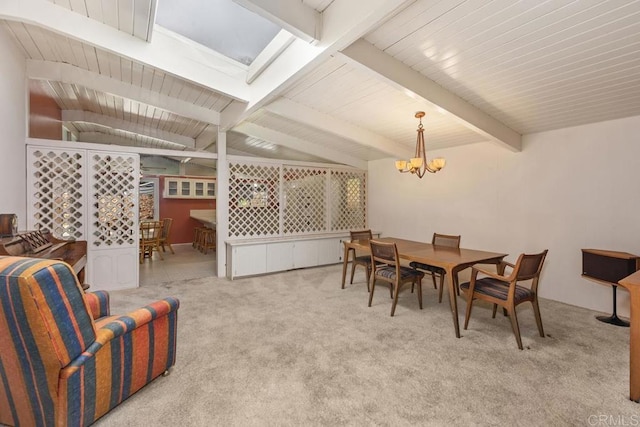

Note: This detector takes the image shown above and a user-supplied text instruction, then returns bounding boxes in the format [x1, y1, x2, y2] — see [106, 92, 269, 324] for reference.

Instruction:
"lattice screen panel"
[228, 162, 281, 238]
[28, 148, 86, 240]
[330, 170, 367, 232]
[88, 153, 138, 247]
[283, 167, 327, 235]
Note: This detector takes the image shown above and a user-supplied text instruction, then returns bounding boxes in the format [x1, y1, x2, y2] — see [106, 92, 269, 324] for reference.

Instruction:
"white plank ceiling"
[3, 0, 640, 167]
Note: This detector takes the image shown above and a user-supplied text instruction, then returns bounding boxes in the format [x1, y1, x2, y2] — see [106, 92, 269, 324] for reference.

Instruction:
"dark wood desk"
[342, 237, 507, 338]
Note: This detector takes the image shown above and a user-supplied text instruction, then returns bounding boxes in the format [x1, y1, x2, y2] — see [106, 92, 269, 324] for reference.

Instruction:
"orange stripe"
[130, 326, 150, 393]
[79, 365, 85, 427]
[152, 316, 169, 377]
[93, 341, 113, 419]
[57, 375, 68, 426]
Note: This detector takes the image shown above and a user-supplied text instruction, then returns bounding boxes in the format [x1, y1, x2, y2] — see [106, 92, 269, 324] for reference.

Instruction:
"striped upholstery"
[84, 290, 110, 320]
[460, 277, 534, 303]
[0, 256, 180, 427]
[409, 261, 445, 275]
[376, 266, 424, 280]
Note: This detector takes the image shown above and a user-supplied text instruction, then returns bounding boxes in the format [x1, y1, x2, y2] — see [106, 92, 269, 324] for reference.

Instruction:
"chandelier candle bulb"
[395, 111, 446, 178]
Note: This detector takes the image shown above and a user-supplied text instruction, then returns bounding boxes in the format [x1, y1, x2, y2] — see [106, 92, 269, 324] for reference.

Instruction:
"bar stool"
[200, 228, 216, 254]
[193, 227, 205, 251]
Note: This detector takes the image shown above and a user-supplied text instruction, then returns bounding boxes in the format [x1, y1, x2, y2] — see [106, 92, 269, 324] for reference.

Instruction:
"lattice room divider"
[27, 147, 86, 239]
[228, 159, 366, 239]
[88, 152, 138, 248]
[27, 145, 139, 290]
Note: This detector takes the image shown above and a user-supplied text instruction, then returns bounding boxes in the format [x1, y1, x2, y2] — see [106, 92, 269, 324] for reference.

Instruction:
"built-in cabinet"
[226, 234, 349, 279]
[164, 177, 216, 199]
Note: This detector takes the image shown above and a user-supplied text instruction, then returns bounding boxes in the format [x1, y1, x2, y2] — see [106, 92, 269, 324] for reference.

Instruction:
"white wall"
[0, 30, 26, 228]
[368, 115, 640, 317]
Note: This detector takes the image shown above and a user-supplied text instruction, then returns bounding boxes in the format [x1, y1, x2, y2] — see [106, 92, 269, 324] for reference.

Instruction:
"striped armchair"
[0, 256, 180, 427]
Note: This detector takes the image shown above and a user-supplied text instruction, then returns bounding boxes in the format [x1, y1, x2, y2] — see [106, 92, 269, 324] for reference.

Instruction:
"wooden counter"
[190, 209, 216, 228]
[618, 269, 640, 402]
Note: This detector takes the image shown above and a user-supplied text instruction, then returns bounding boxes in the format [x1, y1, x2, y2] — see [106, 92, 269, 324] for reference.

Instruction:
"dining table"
[341, 237, 507, 338]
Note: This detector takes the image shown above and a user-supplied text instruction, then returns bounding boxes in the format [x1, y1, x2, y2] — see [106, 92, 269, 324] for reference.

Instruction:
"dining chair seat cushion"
[409, 261, 445, 274]
[355, 255, 372, 264]
[460, 277, 534, 303]
[376, 266, 424, 280]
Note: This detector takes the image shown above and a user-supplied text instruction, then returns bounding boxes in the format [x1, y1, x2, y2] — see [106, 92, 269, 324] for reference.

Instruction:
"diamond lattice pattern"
[90, 154, 137, 247]
[283, 167, 326, 235]
[331, 170, 367, 232]
[30, 150, 85, 240]
[228, 160, 367, 239]
[229, 163, 280, 238]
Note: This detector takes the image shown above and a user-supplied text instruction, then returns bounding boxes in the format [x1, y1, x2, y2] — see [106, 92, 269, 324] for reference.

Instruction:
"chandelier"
[395, 111, 445, 178]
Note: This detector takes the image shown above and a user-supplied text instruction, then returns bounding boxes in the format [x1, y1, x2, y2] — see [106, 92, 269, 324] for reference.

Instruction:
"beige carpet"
[95, 264, 638, 426]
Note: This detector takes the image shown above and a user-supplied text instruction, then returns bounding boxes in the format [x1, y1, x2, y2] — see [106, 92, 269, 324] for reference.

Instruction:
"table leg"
[341, 243, 350, 289]
[446, 267, 461, 338]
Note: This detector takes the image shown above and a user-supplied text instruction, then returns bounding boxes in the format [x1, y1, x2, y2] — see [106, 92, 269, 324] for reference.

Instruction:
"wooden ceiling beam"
[28, 60, 221, 127]
[232, 0, 320, 44]
[61, 110, 196, 148]
[234, 122, 367, 169]
[229, 0, 414, 127]
[0, 0, 250, 101]
[340, 39, 522, 152]
[263, 98, 412, 159]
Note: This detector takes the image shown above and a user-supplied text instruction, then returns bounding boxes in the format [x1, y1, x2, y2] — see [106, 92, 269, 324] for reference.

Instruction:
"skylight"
[155, 0, 281, 66]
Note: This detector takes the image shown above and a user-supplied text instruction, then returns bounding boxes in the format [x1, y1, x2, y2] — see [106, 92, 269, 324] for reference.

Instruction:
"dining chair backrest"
[161, 218, 173, 239]
[513, 250, 548, 282]
[369, 239, 399, 266]
[350, 229, 373, 242]
[141, 221, 161, 241]
[432, 233, 461, 248]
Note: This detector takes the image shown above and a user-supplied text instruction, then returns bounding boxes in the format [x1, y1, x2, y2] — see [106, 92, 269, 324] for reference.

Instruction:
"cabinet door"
[166, 179, 179, 196]
[194, 181, 205, 197]
[232, 245, 267, 277]
[206, 181, 216, 197]
[180, 180, 191, 196]
[293, 240, 318, 268]
[318, 238, 342, 265]
[266, 242, 294, 272]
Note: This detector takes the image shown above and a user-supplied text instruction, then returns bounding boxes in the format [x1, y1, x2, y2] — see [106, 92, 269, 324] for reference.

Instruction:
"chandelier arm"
[394, 111, 445, 178]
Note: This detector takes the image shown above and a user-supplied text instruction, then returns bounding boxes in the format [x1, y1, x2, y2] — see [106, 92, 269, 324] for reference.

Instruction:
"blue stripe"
[167, 310, 177, 367]
[0, 358, 18, 426]
[65, 368, 82, 427]
[146, 322, 155, 383]
[34, 267, 95, 359]
[109, 340, 121, 411]
[121, 334, 133, 400]
[82, 355, 96, 426]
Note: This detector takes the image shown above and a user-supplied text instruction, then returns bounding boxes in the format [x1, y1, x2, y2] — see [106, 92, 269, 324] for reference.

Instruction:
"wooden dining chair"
[140, 220, 163, 263]
[410, 233, 461, 302]
[159, 217, 175, 254]
[368, 239, 425, 316]
[460, 250, 548, 350]
[348, 229, 373, 290]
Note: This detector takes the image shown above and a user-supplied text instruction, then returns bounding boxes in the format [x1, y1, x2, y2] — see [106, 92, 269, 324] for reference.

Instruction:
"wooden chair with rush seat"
[460, 250, 549, 350]
[140, 220, 163, 263]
